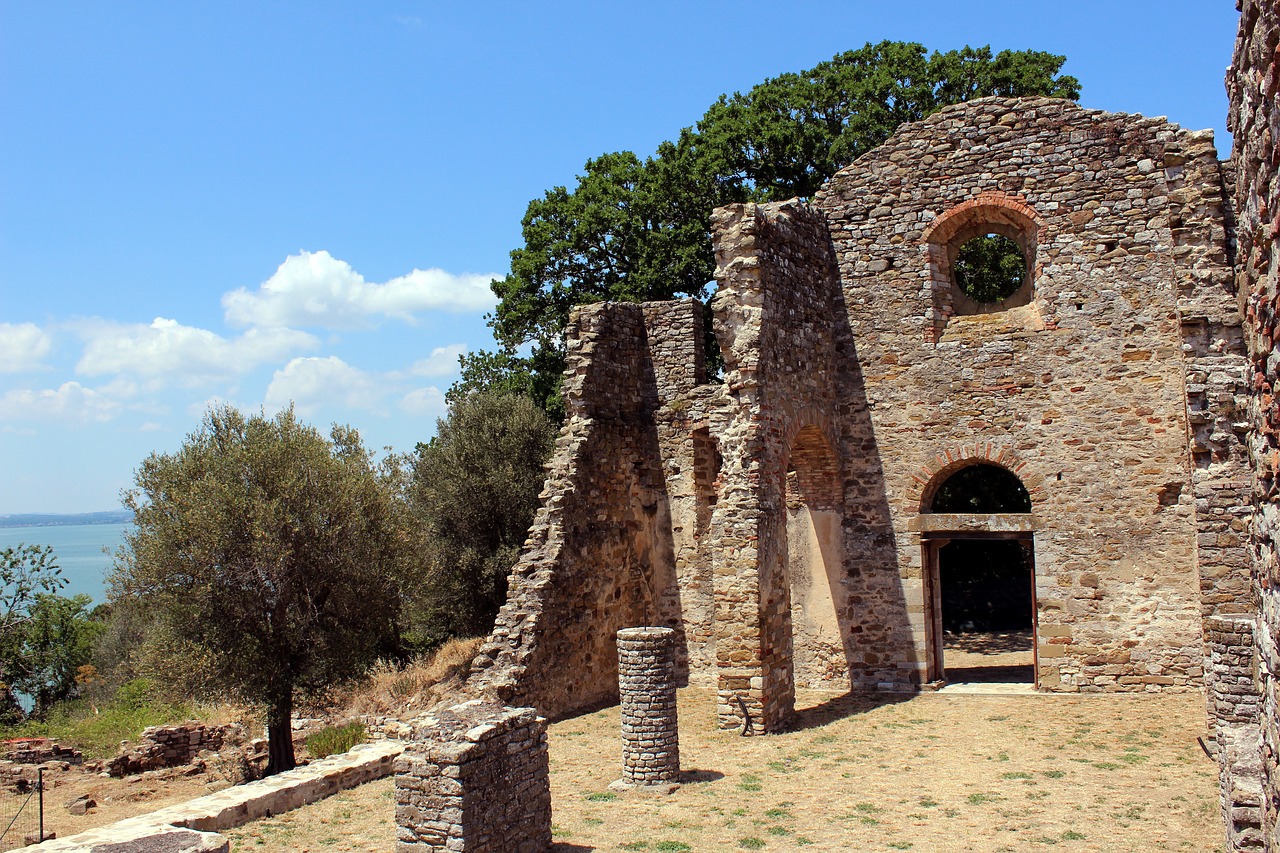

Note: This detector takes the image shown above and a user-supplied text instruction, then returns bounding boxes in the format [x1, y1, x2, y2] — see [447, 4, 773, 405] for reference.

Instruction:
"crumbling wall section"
[708, 200, 862, 731]
[1207, 616, 1265, 851]
[395, 701, 550, 853]
[468, 300, 712, 719]
[1164, 129, 1254, 620]
[1228, 0, 1280, 844]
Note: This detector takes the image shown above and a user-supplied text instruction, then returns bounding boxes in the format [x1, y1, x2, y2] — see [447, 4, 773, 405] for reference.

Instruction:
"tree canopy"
[401, 392, 556, 648]
[0, 544, 102, 721]
[112, 405, 402, 775]
[466, 42, 1080, 415]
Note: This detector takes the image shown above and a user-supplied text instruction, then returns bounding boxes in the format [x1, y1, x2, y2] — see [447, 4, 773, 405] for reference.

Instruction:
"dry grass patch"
[226, 686, 1220, 852]
[329, 636, 482, 719]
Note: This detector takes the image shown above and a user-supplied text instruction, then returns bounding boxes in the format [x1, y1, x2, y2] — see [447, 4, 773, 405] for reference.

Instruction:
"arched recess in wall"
[915, 456, 1038, 686]
[922, 191, 1046, 341]
[782, 423, 847, 689]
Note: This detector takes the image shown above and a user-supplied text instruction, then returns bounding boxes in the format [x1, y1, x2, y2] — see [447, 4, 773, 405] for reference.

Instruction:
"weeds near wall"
[304, 721, 366, 760]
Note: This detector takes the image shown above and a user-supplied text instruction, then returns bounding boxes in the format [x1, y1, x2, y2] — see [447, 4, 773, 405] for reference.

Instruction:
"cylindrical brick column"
[617, 626, 680, 785]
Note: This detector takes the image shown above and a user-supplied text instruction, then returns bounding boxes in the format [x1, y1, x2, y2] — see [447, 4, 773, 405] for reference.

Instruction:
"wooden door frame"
[921, 530, 1037, 686]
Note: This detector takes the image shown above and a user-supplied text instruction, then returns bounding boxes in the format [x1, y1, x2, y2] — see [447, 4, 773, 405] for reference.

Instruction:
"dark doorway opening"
[938, 538, 1034, 683]
[926, 463, 1036, 685]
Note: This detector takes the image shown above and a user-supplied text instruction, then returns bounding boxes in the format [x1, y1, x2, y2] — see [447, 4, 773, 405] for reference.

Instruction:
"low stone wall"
[2, 739, 83, 766]
[30, 741, 402, 851]
[108, 723, 245, 777]
[395, 700, 550, 852]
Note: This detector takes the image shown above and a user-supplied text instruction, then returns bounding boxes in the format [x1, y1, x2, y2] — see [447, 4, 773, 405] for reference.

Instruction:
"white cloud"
[222, 250, 498, 329]
[409, 344, 467, 377]
[264, 356, 386, 416]
[399, 386, 447, 419]
[0, 323, 53, 372]
[0, 381, 121, 423]
[75, 318, 317, 386]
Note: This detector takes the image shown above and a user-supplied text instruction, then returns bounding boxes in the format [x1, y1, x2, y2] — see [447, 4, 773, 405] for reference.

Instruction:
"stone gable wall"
[814, 96, 1249, 692]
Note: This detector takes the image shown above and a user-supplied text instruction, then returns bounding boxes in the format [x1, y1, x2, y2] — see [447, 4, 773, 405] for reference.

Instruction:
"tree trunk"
[265, 690, 296, 776]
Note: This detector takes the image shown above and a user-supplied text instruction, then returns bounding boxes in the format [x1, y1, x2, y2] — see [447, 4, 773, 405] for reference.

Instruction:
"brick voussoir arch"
[921, 190, 1046, 245]
[907, 443, 1046, 512]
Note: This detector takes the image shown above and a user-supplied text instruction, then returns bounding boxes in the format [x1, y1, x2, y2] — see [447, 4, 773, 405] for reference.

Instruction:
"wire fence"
[0, 768, 44, 851]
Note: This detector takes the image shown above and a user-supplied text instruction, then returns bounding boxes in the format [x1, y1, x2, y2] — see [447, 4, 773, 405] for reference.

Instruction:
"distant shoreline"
[0, 511, 132, 529]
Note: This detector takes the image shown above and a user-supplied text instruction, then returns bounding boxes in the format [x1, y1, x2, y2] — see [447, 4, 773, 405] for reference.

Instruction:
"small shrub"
[654, 843, 691, 852]
[305, 721, 366, 759]
[585, 791, 617, 802]
[738, 838, 765, 850]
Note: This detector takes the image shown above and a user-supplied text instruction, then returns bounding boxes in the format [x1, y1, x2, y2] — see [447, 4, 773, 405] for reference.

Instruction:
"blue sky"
[0, 1, 1242, 513]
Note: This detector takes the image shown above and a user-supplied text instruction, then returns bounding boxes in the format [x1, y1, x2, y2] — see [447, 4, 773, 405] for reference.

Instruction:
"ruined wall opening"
[923, 463, 1036, 685]
[953, 234, 1026, 303]
[782, 425, 846, 689]
[922, 192, 1044, 340]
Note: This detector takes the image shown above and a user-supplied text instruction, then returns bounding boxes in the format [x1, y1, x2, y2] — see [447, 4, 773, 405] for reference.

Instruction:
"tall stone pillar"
[614, 627, 681, 787]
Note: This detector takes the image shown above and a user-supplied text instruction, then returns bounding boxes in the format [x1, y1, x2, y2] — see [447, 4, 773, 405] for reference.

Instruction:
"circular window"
[952, 234, 1026, 303]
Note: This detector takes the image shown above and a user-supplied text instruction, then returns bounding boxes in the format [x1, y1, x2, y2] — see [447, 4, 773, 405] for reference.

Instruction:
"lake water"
[0, 524, 129, 606]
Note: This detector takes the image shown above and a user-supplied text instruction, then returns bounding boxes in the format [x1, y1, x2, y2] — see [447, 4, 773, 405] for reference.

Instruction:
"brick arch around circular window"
[921, 190, 1047, 341]
[906, 442, 1046, 513]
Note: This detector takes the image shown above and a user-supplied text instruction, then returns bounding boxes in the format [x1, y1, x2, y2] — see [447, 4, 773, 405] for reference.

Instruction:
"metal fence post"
[37, 766, 43, 843]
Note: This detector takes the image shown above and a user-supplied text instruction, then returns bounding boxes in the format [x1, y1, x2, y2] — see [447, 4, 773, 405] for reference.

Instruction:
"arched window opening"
[922, 192, 1043, 339]
[953, 234, 1026, 304]
[930, 463, 1032, 514]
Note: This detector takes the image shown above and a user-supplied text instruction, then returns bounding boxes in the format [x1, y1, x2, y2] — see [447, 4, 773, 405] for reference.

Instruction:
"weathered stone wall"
[1207, 616, 1265, 850]
[468, 300, 715, 718]
[470, 98, 1250, 736]
[815, 96, 1250, 692]
[107, 723, 245, 777]
[707, 199, 869, 731]
[395, 701, 550, 853]
[1228, 0, 1280, 845]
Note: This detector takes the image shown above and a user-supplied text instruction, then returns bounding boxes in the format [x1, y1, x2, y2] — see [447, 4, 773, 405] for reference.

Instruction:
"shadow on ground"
[944, 629, 1034, 654]
[945, 664, 1035, 683]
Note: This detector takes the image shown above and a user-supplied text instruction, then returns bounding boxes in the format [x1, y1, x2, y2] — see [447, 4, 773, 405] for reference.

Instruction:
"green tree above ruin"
[466, 42, 1080, 415]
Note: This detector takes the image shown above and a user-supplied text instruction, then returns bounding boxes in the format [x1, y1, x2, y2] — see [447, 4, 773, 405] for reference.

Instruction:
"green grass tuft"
[305, 720, 367, 759]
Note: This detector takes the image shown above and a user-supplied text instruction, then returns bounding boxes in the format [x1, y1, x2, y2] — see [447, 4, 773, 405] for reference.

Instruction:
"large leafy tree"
[402, 392, 556, 648]
[112, 405, 401, 775]
[468, 42, 1079, 413]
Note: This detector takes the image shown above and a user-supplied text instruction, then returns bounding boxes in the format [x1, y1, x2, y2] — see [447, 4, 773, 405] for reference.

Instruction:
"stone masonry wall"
[1228, 0, 1280, 845]
[708, 200, 860, 730]
[1207, 616, 1265, 850]
[395, 701, 550, 853]
[815, 96, 1248, 692]
[468, 300, 715, 719]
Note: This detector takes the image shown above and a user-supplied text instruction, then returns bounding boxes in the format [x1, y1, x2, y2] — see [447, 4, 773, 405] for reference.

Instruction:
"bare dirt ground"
[25, 766, 222, 844]
[221, 685, 1221, 853]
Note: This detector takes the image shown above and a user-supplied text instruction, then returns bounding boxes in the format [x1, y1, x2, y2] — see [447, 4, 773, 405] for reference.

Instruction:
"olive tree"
[112, 405, 401, 775]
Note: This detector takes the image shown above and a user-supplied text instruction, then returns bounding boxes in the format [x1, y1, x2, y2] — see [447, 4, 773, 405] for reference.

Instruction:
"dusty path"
[223, 686, 1219, 852]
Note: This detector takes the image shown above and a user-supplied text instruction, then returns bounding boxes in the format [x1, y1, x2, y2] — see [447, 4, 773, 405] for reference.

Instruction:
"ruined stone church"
[461, 2, 1280, 848]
